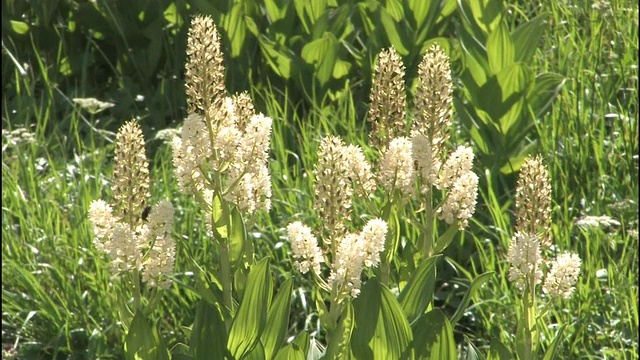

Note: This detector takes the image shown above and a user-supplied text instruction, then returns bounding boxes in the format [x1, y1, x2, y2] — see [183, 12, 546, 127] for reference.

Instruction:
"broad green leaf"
[229, 206, 247, 267]
[487, 23, 514, 75]
[170, 342, 194, 360]
[262, 278, 294, 359]
[191, 300, 227, 360]
[379, 7, 409, 55]
[398, 255, 440, 324]
[384, 0, 404, 22]
[265, 0, 292, 22]
[300, 33, 338, 85]
[458, 26, 489, 89]
[333, 59, 352, 79]
[222, 1, 247, 57]
[406, 0, 433, 27]
[542, 325, 566, 360]
[125, 311, 170, 360]
[228, 258, 272, 359]
[412, 309, 456, 360]
[460, 0, 504, 35]
[494, 64, 529, 134]
[433, 225, 458, 254]
[212, 193, 230, 239]
[487, 338, 511, 360]
[352, 279, 413, 360]
[323, 301, 354, 360]
[275, 331, 310, 360]
[512, 14, 550, 63]
[528, 73, 565, 119]
[258, 37, 293, 79]
[244, 15, 260, 37]
[244, 341, 267, 360]
[449, 272, 494, 326]
[10, 20, 29, 35]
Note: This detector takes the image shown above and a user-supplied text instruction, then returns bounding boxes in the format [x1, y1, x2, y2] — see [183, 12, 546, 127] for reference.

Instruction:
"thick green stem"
[422, 188, 434, 259]
[219, 239, 234, 313]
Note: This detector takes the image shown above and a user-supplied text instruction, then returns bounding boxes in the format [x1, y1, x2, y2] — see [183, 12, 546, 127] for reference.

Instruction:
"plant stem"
[219, 238, 234, 313]
[422, 188, 434, 259]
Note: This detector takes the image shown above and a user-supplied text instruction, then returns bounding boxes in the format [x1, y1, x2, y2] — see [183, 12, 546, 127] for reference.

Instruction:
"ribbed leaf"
[512, 14, 550, 63]
[487, 338, 511, 360]
[300, 32, 338, 85]
[352, 279, 413, 359]
[191, 300, 227, 360]
[449, 272, 494, 327]
[229, 206, 247, 267]
[258, 37, 293, 79]
[412, 309, 456, 360]
[323, 301, 354, 359]
[264, 0, 292, 22]
[262, 278, 294, 359]
[125, 310, 170, 360]
[398, 255, 440, 324]
[542, 325, 566, 360]
[528, 72, 565, 119]
[227, 258, 272, 359]
[274, 331, 310, 360]
[487, 23, 514, 75]
[379, 7, 409, 55]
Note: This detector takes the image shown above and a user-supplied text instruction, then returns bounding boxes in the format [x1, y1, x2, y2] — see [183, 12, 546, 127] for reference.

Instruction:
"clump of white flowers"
[88, 121, 175, 288]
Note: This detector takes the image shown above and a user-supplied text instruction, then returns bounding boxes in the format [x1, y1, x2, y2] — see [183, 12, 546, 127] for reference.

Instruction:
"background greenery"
[2, 0, 637, 359]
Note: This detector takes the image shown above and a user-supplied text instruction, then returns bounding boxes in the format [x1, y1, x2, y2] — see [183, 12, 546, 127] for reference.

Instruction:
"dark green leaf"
[398, 256, 440, 324]
[528, 73, 565, 119]
[191, 300, 227, 360]
[487, 338, 511, 360]
[412, 309, 456, 360]
[125, 311, 170, 360]
[323, 301, 354, 360]
[542, 325, 566, 360]
[275, 331, 310, 360]
[512, 14, 550, 63]
[449, 272, 493, 326]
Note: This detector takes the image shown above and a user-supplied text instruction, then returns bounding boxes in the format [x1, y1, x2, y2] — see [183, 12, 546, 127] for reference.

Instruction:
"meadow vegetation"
[2, 0, 637, 359]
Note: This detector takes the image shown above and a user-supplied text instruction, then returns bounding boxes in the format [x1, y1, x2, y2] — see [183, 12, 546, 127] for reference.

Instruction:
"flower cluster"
[172, 15, 273, 219]
[508, 156, 581, 299]
[88, 121, 175, 288]
[287, 218, 388, 298]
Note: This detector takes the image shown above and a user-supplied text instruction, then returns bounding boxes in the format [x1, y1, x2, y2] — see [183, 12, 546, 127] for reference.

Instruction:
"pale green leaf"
[262, 278, 294, 359]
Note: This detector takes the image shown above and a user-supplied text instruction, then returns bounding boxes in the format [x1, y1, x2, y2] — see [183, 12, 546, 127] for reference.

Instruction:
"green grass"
[2, 0, 638, 359]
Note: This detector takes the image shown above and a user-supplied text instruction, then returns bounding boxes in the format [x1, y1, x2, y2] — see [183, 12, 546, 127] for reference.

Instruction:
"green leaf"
[212, 193, 230, 239]
[10, 20, 30, 35]
[461, 0, 504, 35]
[258, 37, 293, 79]
[222, 1, 247, 57]
[528, 73, 565, 119]
[512, 14, 550, 63]
[300, 32, 338, 85]
[433, 225, 458, 254]
[412, 309, 456, 360]
[487, 23, 514, 75]
[229, 206, 248, 267]
[449, 272, 494, 327]
[228, 258, 272, 359]
[125, 311, 170, 360]
[352, 279, 413, 360]
[275, 331, 310, 360]
[262, 278, 294, 359]
[406, 0, 433, 27]
[487, 338, 511, 360]
[379, 7, 409, 55]
[191, 300, 227, 360]
[398, 255, 440, 324]
[495, 64, 529, 134]
[463, 336, 486, 360]
[265, 0, 292, 22]
[384, 0, 404, 22]
[244, 341, 267, 360]
[323, 301, 354, 360]
[542, 325, 566, 360]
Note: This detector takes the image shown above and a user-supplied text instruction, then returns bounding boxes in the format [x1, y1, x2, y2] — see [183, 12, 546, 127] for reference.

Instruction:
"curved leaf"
[512, 14, 550, 63]
[228, 258, 272, 359]
[412, 309, 456, 360]
[352, 279, 413, 360]
[125, 310, 170, 360]
[487, 23, 514, 75]
[191, 300, 227, 360]
[449, 272, 494, 327]
[262, 278, 294, 359]
[275, 331, 310, 360]
[398, 255, 440, 324]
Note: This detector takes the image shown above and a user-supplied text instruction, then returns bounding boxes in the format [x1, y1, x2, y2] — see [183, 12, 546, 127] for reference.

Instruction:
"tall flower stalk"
[507, 156, 581, 359]
[88, 121, 176, 327]
[172, 15, 273, 313]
